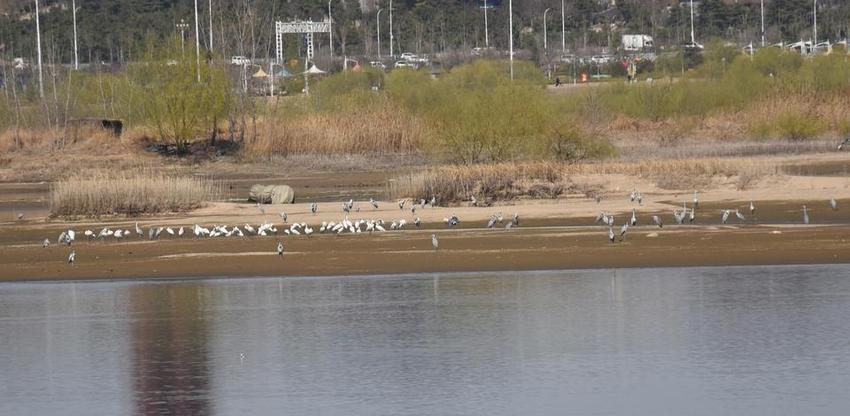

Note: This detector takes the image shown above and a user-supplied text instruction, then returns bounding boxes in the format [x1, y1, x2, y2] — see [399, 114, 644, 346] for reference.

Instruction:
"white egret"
[431, 234, 439, 250]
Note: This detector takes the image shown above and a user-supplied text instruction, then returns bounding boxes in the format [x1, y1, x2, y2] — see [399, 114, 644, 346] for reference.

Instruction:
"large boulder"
[249, 185, 295, 204]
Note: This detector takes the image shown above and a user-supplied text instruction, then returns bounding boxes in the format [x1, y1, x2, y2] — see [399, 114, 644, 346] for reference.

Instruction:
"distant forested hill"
[1, 0, 848, 64]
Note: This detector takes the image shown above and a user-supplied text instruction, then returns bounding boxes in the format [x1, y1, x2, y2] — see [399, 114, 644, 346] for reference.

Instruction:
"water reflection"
[130, 283, 211, 415]
[1, 265, 850, 415]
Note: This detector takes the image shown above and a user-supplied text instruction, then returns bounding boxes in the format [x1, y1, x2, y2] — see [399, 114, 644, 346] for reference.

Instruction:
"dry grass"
[388, 158, 781, 203]
[50, 170, 219, 217]
[243, 107, 425, 159]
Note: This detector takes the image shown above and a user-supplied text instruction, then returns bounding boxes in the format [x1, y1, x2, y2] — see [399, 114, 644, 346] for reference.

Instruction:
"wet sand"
[5, 154, 850, 281]
[3, 198, 850, 281]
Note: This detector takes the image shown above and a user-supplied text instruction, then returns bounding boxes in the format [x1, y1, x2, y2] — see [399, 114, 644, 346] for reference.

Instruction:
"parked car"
[394, 61, 417, 69]
[370, 61, 387, 71]
[400, 52, 417, 61]
[230, 56, 251, 65]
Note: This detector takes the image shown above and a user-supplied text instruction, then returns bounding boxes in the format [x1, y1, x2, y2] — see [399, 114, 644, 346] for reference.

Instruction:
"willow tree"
[132, 39, 230, 154]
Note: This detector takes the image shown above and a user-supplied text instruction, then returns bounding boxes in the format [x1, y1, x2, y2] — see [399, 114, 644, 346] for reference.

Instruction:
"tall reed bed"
[244, 106, 425, 159]
[388, 158, 780, 202]
[50, 170, 219, 217]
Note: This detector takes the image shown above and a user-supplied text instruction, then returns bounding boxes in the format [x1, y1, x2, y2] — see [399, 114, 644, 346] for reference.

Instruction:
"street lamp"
[177, 19, 189, 55]
[72, 0, 78, 70]
[209, 0, 214, 51]
[543, 8, 552, 53]
[561, 0, 566, 54]
[194, 0, 201, 82]
[480, 0, 491, 48]
[34, 0, 43, 98]
[389, 0, 394, 58]
[377, 8, 384, 59]
[328, 0, 334, 57]
[813, 0, 818, 46]
[509, 0, 513, 80]
[760, 0, 765, 47]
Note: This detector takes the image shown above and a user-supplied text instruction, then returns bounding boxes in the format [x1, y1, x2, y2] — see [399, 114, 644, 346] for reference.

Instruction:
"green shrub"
[548, 123, 616, 163]
[774, 112, 825, 141]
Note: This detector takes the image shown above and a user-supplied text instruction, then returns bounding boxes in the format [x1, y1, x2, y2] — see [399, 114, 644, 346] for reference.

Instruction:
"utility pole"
[377, 8, 384, 59]
[690, 0, 696, 46]
[760, 0, 765, 47]
[389, 0, 394, 58]
[561, 0, 566, 54]
[543, 8, 551, 52]
[509, 0, 513, 80]
[481, 0, 491, 48]
[194, 0, 201, 82]
[34, 0, 43, 98]
[72, 0, 79, 70]
[328, 0, 334, 56]
[813, 0, 818, 46]
[209, 0, 214, 51]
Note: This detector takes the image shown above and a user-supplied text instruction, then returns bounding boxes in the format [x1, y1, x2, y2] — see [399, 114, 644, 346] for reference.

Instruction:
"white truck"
[622, 35, 654, 52]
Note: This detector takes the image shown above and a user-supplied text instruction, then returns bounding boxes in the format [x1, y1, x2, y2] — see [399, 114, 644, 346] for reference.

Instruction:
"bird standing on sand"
[280, 211, 288, 222]
[398, 199, 407, 210]
[749, 201, 755, 216]
[42, 238, 50, 248]
[310, 202, 318, 215]
[693, 191, 700, 209]
[277, 242, 284, 257]
[608, 227, 615, 243]
[68, 250, 76, 265]
[370, 198, 379, 209]
[620, 223, 629, 240]
[721, 210, 730, 224]
[830, 198, 838, 211]
[652, 215, 663, 228]
[630, 209, 638, 226]
[735, 210, 745, 222]
[803, 205, 810, 224]
[431, 234, 439, 250]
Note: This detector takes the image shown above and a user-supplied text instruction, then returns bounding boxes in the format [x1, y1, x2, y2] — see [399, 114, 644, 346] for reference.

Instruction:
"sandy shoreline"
[4, 152, 850, 282]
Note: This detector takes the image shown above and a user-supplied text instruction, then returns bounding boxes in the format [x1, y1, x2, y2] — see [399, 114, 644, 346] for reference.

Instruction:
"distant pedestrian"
[554, 77, 561, 87]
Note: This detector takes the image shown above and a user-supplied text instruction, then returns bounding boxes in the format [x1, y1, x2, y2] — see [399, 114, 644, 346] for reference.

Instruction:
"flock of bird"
[33, 190, 840, 266]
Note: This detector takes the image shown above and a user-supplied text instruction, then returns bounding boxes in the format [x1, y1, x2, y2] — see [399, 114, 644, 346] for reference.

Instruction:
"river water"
[1, 265, 849, 415]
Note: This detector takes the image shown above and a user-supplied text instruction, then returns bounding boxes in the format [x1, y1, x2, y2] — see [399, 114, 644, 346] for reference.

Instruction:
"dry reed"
[244, 107, 424, 159]
[50, 170, 219, 217]
[388, 158, 780, 203]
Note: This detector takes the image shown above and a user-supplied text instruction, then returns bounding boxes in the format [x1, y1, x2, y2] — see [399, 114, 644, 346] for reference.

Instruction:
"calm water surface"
[1, 265, 849, 415]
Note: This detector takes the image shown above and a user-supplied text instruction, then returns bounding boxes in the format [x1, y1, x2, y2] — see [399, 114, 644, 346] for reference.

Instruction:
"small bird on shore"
[693, 191, 700, 209]
[42, 238, 50, 248]
[370, 198, 379, 209]
[414, 217, 421, 228]
[68, 250, 76, 265]
[749, 201, 755, 216]
[721, 210, 730, 224]
[620, 223, 629, 240]
[512, 213, 519, 226]
[429, 196, 437, 207]
[630, 209, 638, 226]
[652, 215, 663, 228]
[398, 199, 407, 210]
[135, 222, 143, 237]
[17, 212, 24, 220]
[470, 195, 478, 207]
[431, 234, 439, 250]
[277, 242, 284, 257]
[803, 205, 810, 224]
[608, 227, 615, 243]
[505, 221, 513, 230]
[830, 198, 838, 211]
[310, 202, 318, 215]
[280, 211, 288, 222]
